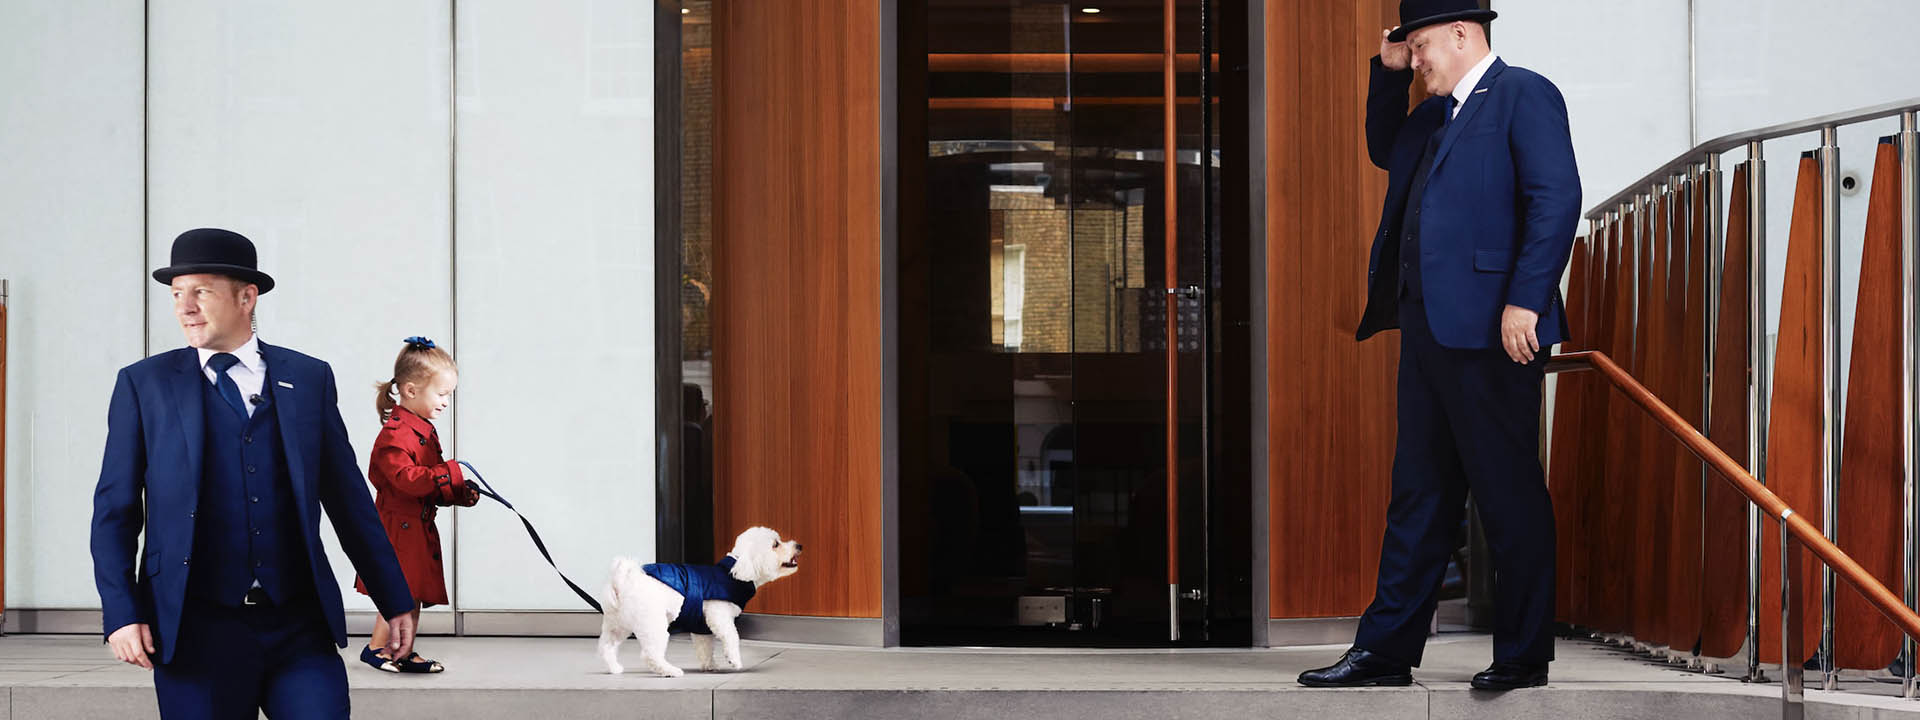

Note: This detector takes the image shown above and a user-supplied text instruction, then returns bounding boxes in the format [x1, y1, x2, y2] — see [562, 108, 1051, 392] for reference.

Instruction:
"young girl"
[355, 336, 477, 673]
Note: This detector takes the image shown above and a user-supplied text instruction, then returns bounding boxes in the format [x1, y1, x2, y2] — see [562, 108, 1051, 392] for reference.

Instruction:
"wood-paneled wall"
[1263, 0, 1403, 619]
[710, 0, 884, 619]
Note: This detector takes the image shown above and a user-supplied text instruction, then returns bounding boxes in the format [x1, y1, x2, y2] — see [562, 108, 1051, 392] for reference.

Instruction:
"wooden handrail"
[1548, 350, 1920, 641]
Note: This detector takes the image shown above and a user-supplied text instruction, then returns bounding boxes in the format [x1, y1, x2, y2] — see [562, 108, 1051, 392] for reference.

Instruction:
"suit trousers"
[1353, 299, 1557, 667]
[154, 598, 349, 720]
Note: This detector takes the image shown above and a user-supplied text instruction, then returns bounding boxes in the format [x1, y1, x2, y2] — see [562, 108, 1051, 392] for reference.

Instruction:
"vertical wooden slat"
[1597, 207, 1640, 633]
[1549, 228, 1593, 622]
[1760, 153, 1827, 664]
[1833, 139, 1907, 669]
[710, 0, 883, 619]
[1571, 219, 1620, 629]
[1632, 192, 1674, 645]
[1665, 175, 1709, 653]
[1701, 165, 1753, 658]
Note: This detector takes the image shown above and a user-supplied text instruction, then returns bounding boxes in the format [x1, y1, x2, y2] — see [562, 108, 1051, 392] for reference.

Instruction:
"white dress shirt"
[198, 334, 267, 418]
[1449, 53, 1498, 119]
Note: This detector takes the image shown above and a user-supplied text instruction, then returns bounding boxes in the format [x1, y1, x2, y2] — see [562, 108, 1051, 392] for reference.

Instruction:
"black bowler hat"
[151, 228, 276, 294]
[1387, 0, 1497, 43]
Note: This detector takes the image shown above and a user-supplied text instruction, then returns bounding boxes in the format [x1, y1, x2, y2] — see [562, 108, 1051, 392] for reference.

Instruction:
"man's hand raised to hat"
[1380, 27, 1410, 70]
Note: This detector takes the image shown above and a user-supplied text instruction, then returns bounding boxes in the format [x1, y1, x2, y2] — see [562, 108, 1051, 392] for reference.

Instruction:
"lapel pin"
[1474, 88, 1489, 95]
[277, 381, 294, 389]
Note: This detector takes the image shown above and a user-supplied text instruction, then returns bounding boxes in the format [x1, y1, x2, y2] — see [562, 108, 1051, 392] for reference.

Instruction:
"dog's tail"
[604, 556, 640, 613]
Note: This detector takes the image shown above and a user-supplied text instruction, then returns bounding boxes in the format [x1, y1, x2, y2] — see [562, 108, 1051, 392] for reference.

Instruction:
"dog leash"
[458, 461, 603, 613]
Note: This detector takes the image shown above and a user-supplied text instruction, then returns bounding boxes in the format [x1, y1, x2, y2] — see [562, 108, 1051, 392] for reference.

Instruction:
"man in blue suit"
[92, 228, 419, 718]
[1298, 0, 1581, 691]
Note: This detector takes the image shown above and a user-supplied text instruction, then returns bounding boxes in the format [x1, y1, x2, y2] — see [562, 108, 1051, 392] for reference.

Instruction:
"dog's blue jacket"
[643, 556, 758, 634]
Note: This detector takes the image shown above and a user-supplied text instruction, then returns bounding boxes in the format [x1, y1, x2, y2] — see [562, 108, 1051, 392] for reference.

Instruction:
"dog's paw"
[700, 658, 721, 672]
[605, 662, 625, 675]
[654, 665, 685, 678]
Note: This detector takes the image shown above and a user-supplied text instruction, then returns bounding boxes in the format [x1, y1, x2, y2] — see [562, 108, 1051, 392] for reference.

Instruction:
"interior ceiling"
[926, 0, 1208, 55]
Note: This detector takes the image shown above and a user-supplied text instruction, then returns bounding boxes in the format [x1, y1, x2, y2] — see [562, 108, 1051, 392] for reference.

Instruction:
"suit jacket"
[91, 342, 414, 663]
[1357, 56, 1582, 350]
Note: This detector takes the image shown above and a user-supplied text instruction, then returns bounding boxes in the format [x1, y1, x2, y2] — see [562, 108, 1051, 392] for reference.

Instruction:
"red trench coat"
[354, 407, 475, 607]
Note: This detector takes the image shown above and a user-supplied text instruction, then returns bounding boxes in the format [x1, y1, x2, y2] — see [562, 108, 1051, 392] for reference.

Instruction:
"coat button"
[244, 435, 253, 444]
[188, 511, 196, 520]
[419, 438, 426, 446]
[183, 554, 191, 565]
[402, 522, 411, 529]
[251, 496, 260, 503]
[255, 561, 264, 568]
[246, 465, 256, 474]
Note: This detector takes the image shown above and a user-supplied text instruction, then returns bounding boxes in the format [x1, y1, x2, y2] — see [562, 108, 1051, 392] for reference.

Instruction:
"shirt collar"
[197, 334, 264, 374]
[1451, 52, 1498, 110]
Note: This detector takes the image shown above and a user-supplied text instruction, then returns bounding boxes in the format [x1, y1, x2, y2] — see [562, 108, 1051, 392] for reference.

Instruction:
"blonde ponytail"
[375, 379, 398, 421]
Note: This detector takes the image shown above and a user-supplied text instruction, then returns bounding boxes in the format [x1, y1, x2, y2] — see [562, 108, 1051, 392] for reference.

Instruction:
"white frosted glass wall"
[0, 0, 147, 608]
[451, 0, 655, 610]
[146, 0, 454, 613]
[1695, 0, 1915, 393]
[1488, 0, 1692, 221]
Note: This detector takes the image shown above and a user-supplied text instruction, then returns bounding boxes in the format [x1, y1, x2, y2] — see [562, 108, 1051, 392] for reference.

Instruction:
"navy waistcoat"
[186, 380, 312, 606]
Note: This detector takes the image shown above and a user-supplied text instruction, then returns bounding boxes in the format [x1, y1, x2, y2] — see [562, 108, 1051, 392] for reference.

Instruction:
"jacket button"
[183, 555, 191, 565]
[244, 435, 253, 444]
[251, 496, 260, 503]
[188, 511, 196, 520]
[255, 561, 263, 568]
[402, 522, 411, 529]
[246, 465, 256, 474]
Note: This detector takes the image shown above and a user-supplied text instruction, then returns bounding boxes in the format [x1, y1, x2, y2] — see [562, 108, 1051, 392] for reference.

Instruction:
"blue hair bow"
[403, 336, 437, 350]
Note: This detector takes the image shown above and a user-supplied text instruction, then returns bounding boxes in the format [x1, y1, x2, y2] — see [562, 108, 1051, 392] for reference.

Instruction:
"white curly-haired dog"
[598, 526, 802, 677]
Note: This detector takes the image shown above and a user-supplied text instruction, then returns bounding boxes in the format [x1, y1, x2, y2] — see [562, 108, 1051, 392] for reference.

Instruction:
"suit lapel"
[1429, 58, 1506, 176]
[259, 342, 315, 514]
[167, 349, 206, 513]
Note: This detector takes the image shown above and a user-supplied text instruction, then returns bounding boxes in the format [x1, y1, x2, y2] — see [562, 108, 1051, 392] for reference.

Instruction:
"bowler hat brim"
[152, 264, 276, 294]
[1388, 9, 1496, 42]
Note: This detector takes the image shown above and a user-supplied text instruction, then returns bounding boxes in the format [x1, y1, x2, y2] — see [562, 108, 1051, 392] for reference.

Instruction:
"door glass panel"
[903, 0, 1245, 647]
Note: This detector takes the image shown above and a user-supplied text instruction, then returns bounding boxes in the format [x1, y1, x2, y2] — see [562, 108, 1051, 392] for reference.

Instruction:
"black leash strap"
[459, 461, 603, 613]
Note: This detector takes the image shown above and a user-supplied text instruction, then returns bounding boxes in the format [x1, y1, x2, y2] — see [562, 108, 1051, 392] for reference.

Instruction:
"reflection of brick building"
[681, 6, 714, 361]
[988, 189, 1145, 353]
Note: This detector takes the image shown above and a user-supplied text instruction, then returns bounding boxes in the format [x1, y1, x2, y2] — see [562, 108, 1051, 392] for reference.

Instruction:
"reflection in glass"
[679, 0, 715, 564]
[904, 0, 1240, 646]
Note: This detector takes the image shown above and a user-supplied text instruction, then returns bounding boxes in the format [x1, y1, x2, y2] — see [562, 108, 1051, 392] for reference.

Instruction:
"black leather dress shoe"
[1471, 662, 1548, 690]
[1297, 648, 1414, 687]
